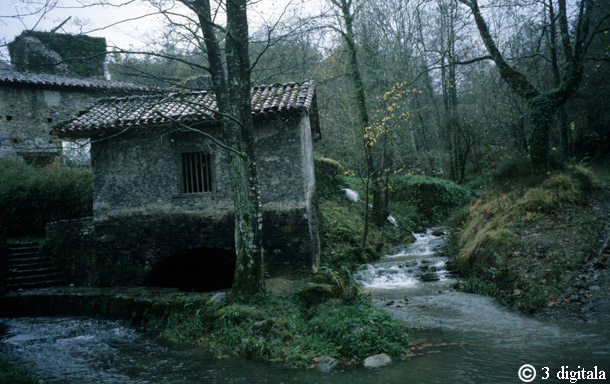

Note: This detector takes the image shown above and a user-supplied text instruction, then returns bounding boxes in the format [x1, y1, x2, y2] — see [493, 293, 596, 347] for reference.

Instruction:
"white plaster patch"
[43, 90, 61, 107]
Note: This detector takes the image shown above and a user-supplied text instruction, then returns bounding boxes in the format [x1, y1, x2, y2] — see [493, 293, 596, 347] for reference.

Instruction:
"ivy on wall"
[8, 31, 106, 77]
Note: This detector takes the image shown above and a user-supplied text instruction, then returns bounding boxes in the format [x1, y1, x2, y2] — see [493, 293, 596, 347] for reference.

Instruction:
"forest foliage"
[105, 0, 610, 188]
[0, 159, 92, 237]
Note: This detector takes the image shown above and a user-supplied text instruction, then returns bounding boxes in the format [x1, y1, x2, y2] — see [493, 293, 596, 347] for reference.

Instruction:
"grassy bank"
[447, 165, 606, 313]
[0, 358, 41, 384]
[146, 269, 409, 368]
[315, 157, 472, 268]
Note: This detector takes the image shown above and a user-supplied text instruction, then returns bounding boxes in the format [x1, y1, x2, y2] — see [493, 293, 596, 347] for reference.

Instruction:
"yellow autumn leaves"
[365, 81, 417, 147]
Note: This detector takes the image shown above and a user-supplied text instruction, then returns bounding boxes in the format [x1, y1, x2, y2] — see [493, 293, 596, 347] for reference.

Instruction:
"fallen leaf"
[513, 289, 522, 296]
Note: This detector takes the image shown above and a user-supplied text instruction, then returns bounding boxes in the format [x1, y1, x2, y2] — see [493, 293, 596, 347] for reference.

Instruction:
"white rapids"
[356, 228, 452, 290]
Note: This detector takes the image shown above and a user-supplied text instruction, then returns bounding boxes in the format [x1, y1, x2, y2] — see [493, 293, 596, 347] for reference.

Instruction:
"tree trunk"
[334, 0, 384, 227]
[527, 94, 556, 168]
[225, 0, 264, 295]
[191, 0, 264, 295]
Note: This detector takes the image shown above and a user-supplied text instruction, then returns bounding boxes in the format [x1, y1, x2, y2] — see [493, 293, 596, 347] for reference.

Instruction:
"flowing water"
[1, 229, 609, 383]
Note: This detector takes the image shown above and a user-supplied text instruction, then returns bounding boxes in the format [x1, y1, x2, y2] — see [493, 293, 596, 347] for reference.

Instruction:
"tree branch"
[154, 110, 246, 158]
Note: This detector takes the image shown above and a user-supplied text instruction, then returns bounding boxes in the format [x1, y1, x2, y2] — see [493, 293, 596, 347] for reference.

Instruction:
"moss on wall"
[9, 31, 106, 77]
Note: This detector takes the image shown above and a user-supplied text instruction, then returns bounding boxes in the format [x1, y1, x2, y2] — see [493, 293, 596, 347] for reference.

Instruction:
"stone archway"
[144, 247, 235, 292]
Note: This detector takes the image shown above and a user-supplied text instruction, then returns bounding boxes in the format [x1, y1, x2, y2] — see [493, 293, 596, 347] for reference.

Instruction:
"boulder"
[315, 356, 338, 373]
[363, 353, 392, 368]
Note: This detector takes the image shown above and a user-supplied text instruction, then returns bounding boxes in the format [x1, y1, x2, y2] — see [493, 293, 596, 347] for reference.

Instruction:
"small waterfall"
[356, 228, 451, 290]
[341, 188, 359, 202]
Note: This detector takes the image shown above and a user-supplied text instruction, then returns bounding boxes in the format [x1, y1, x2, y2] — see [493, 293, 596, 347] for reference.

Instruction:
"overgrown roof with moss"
[8, 31, 106, 77]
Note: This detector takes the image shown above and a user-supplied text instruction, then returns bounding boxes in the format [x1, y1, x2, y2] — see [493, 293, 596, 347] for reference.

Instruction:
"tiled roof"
[0, 69, 157, 93]
[54, 81, 316, 137]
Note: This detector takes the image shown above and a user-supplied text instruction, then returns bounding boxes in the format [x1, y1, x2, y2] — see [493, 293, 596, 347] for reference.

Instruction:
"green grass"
[0, 358, 40, 384]
[447, 166, 605, 313]
[146, 271, 411, 369]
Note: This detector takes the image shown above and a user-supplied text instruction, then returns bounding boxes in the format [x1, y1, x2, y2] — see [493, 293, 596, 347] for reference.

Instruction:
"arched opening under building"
[144, 247, 236, 292]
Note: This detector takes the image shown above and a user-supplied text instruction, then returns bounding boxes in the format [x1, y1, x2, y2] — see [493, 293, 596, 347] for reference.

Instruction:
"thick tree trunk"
[225, 0, 264, 295]
[558, 106, 570, 156]
[191, 0, 264, 295]
[460, 0, 593, 171]
[527, 94, 556, 168]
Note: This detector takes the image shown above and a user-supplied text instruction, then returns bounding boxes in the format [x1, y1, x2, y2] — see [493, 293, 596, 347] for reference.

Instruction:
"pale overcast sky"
[0, 0, 323, 65]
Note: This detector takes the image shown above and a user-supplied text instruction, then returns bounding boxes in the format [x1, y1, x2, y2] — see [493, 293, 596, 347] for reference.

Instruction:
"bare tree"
[458, 0, 608, 169]
[168, 0, 264, 294]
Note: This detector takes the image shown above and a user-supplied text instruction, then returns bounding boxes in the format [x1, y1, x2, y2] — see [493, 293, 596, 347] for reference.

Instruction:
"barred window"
[181, 152, 213, 193]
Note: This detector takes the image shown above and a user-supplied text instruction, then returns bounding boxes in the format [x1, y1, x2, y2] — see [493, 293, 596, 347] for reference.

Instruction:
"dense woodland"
[105, 0, 610, 188]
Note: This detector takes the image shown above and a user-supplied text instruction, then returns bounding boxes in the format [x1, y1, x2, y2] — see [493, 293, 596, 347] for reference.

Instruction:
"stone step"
[4, 241, 65, 291]
[8, 266, 59, 277]
[7, 244, 40, 252]
[8, 260, 53, 270]
[7, 272, 64, 286]
[7, 252, 44, 261]
[6, 279, 66, 290]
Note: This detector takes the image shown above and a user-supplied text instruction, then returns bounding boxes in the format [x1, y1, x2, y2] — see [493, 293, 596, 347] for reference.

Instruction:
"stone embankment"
[0, 286, 213, 322]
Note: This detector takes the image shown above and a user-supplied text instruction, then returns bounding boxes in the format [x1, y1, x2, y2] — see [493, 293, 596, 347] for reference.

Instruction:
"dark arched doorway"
[144, 247, 236, 292]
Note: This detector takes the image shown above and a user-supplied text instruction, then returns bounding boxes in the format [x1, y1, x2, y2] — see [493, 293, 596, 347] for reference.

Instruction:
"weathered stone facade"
[55, 82, 321, 287]
[1, 31, 153, 164]
[0, 70, 155, 164]
[45, 218, 95, 285]
[1, 80, 101, 163]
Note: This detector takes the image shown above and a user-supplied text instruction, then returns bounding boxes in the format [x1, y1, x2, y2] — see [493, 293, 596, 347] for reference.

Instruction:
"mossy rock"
[315, 157, 346, 197]
[295, 283, 334, 306]
[214, 304, 265, 322]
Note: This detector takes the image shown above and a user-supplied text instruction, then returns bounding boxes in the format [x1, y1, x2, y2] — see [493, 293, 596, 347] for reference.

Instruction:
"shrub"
[314, 157, 345, 198]
[307, 300, 410, 360]
[0, 159, 92, 237]
[388, 175, 472, 226]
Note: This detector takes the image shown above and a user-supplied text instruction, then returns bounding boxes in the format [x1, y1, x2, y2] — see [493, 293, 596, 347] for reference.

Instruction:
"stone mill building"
[2, 30, 322, 291]
[0, 31, 153, 165]
[51, 82, 322, 290]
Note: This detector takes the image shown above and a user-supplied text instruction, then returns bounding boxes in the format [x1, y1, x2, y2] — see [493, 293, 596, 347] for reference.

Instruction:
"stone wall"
[0, 86, 107, 164]
[89, 207, 315, 286]
[90, 115, 313, 218]
[52, 113, 320, 286]
[45, 217, 95, 286]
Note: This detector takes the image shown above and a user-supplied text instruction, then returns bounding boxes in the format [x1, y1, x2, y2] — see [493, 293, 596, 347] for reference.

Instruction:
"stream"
[1, 229, 609, 383]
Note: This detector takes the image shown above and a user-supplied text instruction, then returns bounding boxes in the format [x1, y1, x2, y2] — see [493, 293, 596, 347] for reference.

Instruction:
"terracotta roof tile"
[55, 81, 315, 137]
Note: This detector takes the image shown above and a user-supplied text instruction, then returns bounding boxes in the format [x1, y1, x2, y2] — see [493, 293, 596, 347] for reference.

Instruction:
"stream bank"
[2, 229, 609, 383]
[448, 167, 610, 317]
